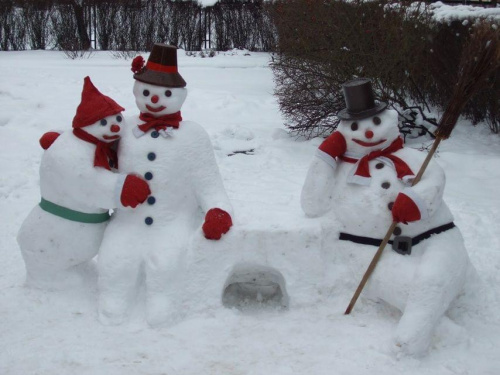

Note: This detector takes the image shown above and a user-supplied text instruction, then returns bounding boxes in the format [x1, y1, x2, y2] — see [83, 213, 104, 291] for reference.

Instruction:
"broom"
[345, 21, 500, 315]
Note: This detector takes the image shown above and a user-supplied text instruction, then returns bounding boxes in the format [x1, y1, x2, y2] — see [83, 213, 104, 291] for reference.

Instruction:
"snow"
[198, 0, 219, 7]
[429, 2, 500, 23]
[1, 50, 500, 374]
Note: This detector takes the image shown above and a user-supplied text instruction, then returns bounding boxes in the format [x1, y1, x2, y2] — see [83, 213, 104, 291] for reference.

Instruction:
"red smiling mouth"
[103, 135, 120, 140]
[353, 138, 386, 147]
[146, 104, 166, 113]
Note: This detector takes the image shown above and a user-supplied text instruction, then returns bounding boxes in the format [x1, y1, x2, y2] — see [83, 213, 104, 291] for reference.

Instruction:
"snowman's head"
[338, 108, 400, 155]
[133, 80, 187, 117]
[82, 113, 124, 143]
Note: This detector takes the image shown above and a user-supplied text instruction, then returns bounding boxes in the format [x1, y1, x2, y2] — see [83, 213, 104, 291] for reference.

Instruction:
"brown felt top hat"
[134, 44, 186, 88]
[337, 78, 387, 121]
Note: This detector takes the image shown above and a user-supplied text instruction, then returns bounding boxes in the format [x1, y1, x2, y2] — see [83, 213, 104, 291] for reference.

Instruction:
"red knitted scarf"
[340, 137, 414, 180]
[73, 128, 118, 171]
[138, 111, 182, 133]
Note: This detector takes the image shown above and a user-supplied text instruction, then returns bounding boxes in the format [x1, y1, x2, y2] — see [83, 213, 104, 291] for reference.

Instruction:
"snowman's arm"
[403, 159, 446, 220]
[191, 129, 233, 216]
[42, 150, 126, 210]
[301, 150, 337, 218]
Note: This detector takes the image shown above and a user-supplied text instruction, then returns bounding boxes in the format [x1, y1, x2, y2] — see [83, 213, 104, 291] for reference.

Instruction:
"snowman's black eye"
[100, 119, 107, 126]
[373, 116, 381, 125]
[143, 90, 150, 97]
[116, 115, 122, 123]
[351, 122, 358, 131]
[165, 90, 172, 97]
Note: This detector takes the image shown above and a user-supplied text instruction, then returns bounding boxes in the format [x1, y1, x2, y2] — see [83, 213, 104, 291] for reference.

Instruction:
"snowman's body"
[302, 109, 472, 355]
[98, 80, 232, 326]
[17, 131, 123, 288]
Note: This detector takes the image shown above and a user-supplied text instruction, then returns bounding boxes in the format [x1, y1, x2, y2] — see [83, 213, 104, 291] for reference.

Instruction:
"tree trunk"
[71, 0, 90, 50]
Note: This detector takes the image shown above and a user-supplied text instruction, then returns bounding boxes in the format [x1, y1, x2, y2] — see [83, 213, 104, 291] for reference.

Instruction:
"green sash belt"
[39, 198, 111, 224]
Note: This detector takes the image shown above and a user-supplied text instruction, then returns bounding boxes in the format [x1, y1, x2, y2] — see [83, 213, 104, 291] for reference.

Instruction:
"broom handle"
[344, 137, 443, 315]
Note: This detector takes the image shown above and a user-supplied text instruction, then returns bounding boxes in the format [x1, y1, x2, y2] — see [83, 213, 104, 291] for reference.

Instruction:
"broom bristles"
[435, 21, 500, 139]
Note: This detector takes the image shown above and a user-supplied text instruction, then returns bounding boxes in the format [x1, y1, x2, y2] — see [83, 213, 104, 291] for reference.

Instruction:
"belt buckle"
[392, 236, 412, 255]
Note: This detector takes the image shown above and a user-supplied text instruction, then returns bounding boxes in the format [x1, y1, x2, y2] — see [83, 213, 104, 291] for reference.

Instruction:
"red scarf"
[138, 111, 182, 133]
[340, 137, 414, 182]
[73, 128, 118, 171]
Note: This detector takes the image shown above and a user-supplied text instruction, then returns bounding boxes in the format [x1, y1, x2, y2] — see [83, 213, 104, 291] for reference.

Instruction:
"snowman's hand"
[202, 208, 233, 240]
[392, 189, 424, 224]
[39, 132, 61, 150]
[120, 175, 151, 208]
[318, 131, 347, 159]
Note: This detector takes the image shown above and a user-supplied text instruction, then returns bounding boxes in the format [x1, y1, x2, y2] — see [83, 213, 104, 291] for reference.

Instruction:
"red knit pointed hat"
[72, 76, 125, 128]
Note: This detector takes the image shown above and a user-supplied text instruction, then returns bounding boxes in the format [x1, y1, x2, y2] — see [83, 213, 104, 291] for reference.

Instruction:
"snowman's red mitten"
[120, 175, 151, 208]
[318, 131, 347, 159]
[392, 190, 422, 224]
[202, 208, 233, 240]
[39, 132, 61, 150]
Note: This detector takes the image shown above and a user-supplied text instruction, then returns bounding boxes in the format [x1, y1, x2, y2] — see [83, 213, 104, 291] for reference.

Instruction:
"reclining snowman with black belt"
[301, 79, 474, 356]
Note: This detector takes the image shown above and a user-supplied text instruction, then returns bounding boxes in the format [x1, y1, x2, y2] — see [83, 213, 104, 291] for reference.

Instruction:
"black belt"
[339, 222, 456, 255]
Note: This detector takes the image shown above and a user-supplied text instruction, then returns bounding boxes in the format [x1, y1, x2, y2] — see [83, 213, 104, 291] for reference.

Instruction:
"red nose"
[151, 95, 159, 104]
[110, 125, 121, 133]
[365, 130, 374, 139]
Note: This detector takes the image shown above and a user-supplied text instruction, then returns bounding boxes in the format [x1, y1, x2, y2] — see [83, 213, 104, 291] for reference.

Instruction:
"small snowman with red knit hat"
[301, 78, 473, 356]
[17, 77, 151, 289]
[98, 44, 233, 326]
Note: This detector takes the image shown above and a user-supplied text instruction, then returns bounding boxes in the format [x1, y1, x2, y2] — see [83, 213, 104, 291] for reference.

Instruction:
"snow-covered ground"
[1, 50, 500, 374]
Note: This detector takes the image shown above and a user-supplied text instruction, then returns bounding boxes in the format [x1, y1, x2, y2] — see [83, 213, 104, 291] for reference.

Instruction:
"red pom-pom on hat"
[72, 77, 125, 129]
[131, 56, 145, 74]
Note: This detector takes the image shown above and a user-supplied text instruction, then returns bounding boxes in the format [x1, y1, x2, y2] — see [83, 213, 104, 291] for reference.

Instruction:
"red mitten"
[39, 132, 61, 150]
[392, 192, 421, 224]
[318, 131, 347, 158]
[202, 208, 233, 240]
[120, 175, 151, 208]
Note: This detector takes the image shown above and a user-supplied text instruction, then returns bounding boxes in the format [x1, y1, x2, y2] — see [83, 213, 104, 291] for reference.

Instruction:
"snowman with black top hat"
[98, 44, 233, 326]
[301, 78, 474, 356]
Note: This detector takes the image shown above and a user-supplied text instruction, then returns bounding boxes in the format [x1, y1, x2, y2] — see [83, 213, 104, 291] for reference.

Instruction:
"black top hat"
[337, 78, 387, 121]
[134, 44, 186, 88]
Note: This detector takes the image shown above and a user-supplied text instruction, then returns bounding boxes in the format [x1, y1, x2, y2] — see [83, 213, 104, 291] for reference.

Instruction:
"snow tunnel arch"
[222, 263, 289, 310]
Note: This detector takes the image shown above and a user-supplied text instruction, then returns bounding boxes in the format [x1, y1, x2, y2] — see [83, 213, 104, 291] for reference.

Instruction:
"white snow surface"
[1, 50, 500, 374]
[429, 2, 500, 23]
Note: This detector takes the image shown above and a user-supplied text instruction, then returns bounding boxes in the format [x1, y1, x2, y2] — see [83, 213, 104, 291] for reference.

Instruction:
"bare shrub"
[19, 0, 53, 50]
[271, 0, 499, 137]
[0, 2, 26, 51]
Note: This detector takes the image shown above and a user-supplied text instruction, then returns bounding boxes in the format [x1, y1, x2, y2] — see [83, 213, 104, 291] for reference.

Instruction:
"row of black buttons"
[145, 151, 157, 225]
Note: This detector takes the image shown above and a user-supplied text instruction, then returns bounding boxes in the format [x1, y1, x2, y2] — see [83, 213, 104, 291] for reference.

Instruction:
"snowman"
[17, 77, 151, 289]
[98, 44, 233, 326]
[301, 79, 473, 356]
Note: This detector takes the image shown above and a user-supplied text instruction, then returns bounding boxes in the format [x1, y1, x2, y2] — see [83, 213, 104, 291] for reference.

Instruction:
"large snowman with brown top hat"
[17, 77, 150, 289]
[98, 44, 233, 326]
[301, 78, 474, 356]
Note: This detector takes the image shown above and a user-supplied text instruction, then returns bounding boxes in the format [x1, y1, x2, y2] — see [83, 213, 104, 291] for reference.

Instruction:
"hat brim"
[134, 69, 186, 88]
[337, 102, 388, 121]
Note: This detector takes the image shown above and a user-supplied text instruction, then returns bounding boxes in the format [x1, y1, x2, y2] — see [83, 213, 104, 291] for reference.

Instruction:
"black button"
[151, 131, 159, 138]
[147, 152, 156, 161]
[145, 217, 153, 225]
[376, 163, 384, 169]
[393, 226, 402, 236]
[147, 196, 156, 205]
[144, 172, 153, 180]
[388, 202, 394, 211]
[381, 182, 391, 189]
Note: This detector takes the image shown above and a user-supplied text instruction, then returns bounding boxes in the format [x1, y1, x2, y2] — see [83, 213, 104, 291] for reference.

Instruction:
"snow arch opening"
[222, 263, 289, 310]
